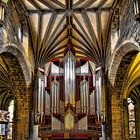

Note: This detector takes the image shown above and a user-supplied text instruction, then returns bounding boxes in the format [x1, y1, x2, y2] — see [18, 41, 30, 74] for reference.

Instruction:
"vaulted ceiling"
[13, 0, 117, 67]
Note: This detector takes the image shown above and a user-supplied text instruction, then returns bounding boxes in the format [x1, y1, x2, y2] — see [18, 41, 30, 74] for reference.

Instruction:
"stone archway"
[0, 45, 31, 140]
[0, 43, 31, 84]
[108, 42, 139, 87]
[129, 87, 140, 140]
[108, 42, 139, 140]
[125, 77, 140, 140]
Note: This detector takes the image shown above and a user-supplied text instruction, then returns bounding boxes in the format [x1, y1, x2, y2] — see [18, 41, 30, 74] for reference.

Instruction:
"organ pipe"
[95, 68, 106, 122]
[83, 81, 86, 113]
[80, 80, 89, 113]
[80, 82, 83, 113]
[64, 52, 76, 106]
[56, 83, 59, 113]
[51, 81, 54, 111]
[86, 81, 89, 113]
[73, 62, 75, 106]
[41, 80, 44, 113]
[45, 91, 50, 114]
[38, 78, 41, 112]
[90, 90, 95, 114]
[51, 79, 59, 113]
[54, 81, 57, 113]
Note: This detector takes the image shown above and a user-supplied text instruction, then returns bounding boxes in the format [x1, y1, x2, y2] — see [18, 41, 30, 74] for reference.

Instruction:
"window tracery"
[127, 98, 136, 138]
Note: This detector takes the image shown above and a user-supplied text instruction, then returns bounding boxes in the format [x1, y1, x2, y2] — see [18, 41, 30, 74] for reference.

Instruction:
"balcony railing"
[38, 126, 102, 138]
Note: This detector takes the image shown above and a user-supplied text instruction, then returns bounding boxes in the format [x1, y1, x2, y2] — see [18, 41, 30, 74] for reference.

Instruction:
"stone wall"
[107, 51, 138, 139]
[107, 0, 140, 138]
[0, 1, 32, 140]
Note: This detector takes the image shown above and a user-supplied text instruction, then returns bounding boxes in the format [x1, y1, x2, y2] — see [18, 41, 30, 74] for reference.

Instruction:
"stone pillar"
[111, 88, 123, 140]
[16, 104, 29, 140]
[33, 70, 39, 120]
[13, 87, 30, 140]
[28, 80, 34, 140]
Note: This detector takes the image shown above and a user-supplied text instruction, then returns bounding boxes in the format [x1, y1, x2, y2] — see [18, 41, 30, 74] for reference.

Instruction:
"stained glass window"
[127, 98, 136, 138]
[7, 100, 14, 140]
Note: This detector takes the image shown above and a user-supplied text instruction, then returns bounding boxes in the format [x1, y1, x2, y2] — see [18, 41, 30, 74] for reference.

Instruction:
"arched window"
[127, 98, 136, 139]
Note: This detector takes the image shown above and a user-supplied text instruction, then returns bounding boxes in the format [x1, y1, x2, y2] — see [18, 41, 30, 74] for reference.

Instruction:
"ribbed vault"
[130, 86, 140, 103]
[13, 0, 118, 67]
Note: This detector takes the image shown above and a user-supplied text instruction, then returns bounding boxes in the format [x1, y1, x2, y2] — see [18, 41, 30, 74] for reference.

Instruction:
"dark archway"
[0, 52, 30, 140]
[109, 49, 138, 140]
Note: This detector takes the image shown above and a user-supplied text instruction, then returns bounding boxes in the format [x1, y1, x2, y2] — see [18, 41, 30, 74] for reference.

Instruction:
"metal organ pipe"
[92, 91, 95, 114]
[80, 80, 89, 113]
[45, 91, 50, 114]
[96, 79, 99, 113]
[95, 68, 106, 122]
[40, 80, 44, 122]
[70, 58, 72, 103]
[64, 55, 76, 106]
[73, 62, 75, 106]
[54, 80, 57, 113]
[95, 78, 100, 117]
[98, 76, 102, 113]
[80, 83, 83, 113]
[65, 60, 68, 105]
[38, 78, 41, 113]
[44, 63, 51, 115]
[51, 79, 59, 113]
[72, 60, 75, 106]
[51, 81, 54, 112]
[41, 80, 44, 113]
[83, 81, 86, 113]
[67, 58, 70, 102]
[85, 81, 89, 113]
[56, 83, 59, 113]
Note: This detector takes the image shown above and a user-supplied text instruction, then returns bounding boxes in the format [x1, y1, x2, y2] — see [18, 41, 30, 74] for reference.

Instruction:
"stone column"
[33, 69, 39, 121]
[111, 88, 123, 140]
[16, 96, 29, 140]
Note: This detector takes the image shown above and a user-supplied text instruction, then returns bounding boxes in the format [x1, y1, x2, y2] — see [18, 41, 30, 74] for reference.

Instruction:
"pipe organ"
[95, 67, 106, 122]
[64, 52, 76, 106]
[35, 50, 105, 139]
[38, 78, 44, 114]
[51, 79, 59, 113]
[80, 79, 89, 113]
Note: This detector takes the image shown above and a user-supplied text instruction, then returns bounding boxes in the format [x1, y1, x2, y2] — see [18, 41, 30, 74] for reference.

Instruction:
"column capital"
[95, 66, 105, 80]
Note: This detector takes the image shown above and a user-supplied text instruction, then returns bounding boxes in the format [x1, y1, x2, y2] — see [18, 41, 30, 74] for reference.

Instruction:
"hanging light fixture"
[0, 0, 8, 26]
[134, 0, 140, 22]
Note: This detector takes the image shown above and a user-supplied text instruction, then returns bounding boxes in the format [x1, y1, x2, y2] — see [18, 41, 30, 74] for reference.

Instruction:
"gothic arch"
[108, 42, 139, 87]
[0, 43, 31, 84]
[0, 49, 30, 139]
[109, 43, 139, 140]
